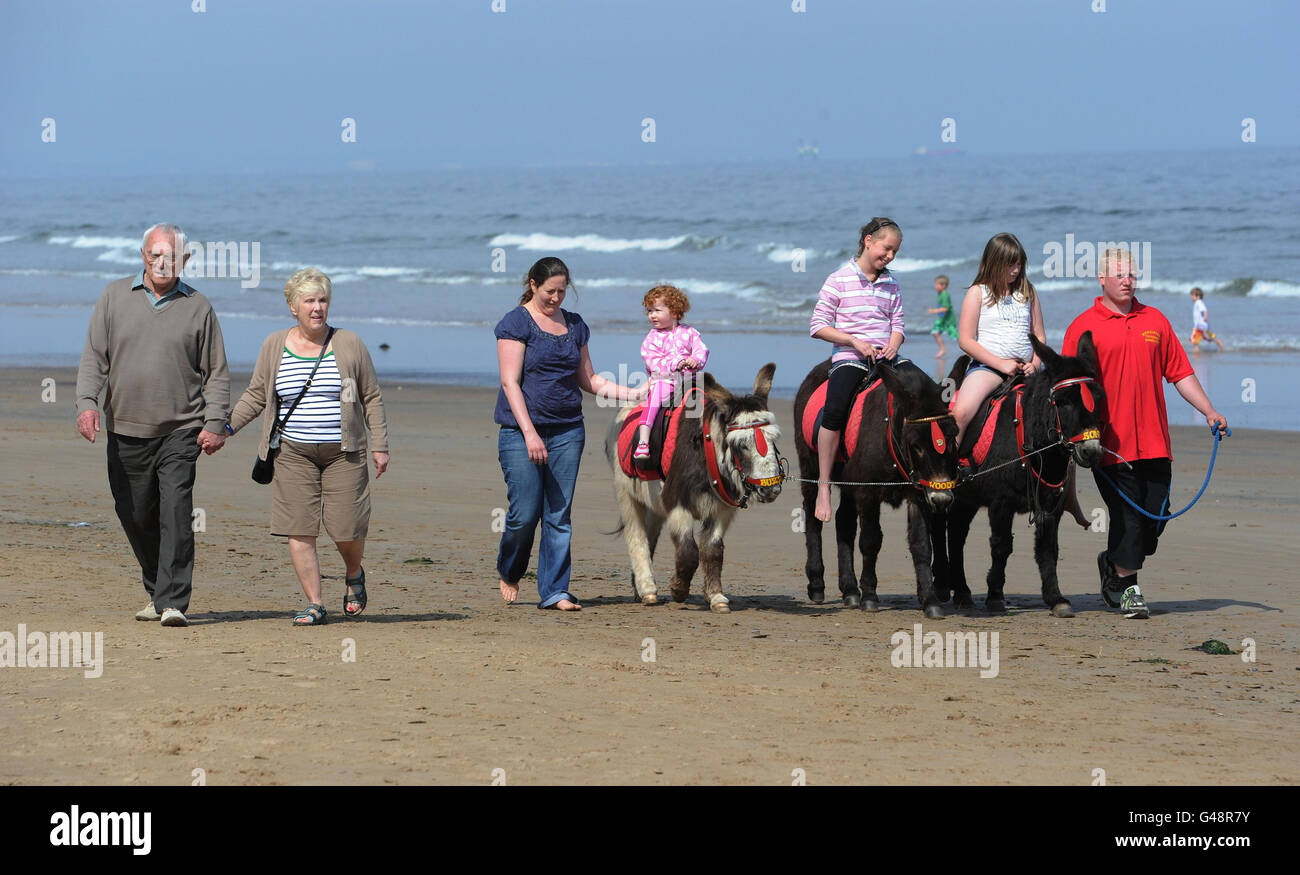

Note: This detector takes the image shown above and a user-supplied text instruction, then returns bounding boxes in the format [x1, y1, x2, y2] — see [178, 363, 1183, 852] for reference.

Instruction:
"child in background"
[927, 274, 957, 357]
[1189, 287, 1224, 351]
[635, 285, 708, 460]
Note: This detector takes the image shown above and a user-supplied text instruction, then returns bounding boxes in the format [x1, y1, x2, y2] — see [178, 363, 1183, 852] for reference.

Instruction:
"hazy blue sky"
[3, 0, 1296, 176]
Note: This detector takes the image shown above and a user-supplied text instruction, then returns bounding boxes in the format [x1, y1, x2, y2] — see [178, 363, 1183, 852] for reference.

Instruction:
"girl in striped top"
[808, 217, 906, 522]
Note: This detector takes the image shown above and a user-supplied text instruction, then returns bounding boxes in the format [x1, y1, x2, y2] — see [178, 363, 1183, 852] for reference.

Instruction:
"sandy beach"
[2, 365, 1296, 786]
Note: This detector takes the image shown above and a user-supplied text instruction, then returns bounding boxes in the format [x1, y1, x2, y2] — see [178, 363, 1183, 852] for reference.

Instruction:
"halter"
[697, 390, 786, 508]
[1048, 376, 1102, 444]
[1013, 375, 1103, 490]
[884, 396, 957, 492]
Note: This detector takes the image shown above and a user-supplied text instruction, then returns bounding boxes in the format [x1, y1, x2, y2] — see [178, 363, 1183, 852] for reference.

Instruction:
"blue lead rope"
[1095, 424, 1231, 522]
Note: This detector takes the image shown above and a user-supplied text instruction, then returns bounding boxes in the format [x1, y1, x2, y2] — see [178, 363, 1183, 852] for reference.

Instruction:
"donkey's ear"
[1075, 330, 1098, 372]
[751, 362, 775, 405]
[875, 362, 911, 410]
[702, 371, 733, 407]
[947, 355, 970, 389]
[1030, 334, 1063, 373]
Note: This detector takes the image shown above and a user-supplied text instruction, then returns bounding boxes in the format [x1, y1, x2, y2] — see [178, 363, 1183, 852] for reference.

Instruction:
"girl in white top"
[952, 232, 1044, 450]
[953, 232, 1089, 528]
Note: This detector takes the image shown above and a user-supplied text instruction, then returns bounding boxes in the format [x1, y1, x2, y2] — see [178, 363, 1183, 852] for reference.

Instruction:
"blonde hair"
[284, 268, 332, 308]
[1098, 247, 1133, 277]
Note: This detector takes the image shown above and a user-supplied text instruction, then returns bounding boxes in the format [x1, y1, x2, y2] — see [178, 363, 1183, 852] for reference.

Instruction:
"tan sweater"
[229, 327, 389, 457]
[76, 276, 231, 437]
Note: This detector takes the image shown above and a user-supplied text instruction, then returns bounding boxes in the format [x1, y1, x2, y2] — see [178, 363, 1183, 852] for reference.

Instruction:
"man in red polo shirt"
[1063, 248, 1227, 618]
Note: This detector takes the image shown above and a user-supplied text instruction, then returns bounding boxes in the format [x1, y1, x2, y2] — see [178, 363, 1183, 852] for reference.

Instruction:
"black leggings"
[821, 356, 915, 431]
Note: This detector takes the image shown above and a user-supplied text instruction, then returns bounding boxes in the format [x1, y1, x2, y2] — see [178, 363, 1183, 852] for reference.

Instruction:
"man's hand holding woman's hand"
[197, 429, 226, 455]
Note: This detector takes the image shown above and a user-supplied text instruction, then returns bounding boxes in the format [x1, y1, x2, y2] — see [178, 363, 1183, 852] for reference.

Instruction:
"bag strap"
[270, 326, 335, 447]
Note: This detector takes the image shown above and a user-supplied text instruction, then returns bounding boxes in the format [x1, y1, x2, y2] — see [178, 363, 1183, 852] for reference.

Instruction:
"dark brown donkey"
[935, 333, 1106, 617]
[793, 360, 959, 618]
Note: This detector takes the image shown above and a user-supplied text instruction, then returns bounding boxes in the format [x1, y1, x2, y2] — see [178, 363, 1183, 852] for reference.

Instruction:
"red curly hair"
[643, 284, 690, 320]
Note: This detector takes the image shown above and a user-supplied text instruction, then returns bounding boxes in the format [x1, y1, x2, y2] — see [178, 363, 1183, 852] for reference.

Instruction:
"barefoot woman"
[494, 257, 644, 611]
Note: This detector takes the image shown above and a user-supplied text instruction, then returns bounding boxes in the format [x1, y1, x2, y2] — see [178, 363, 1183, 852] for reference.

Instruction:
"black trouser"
[822, 356, 913, 431]
[106, 427, 202, 612]
[1093, 458, 1171, 572]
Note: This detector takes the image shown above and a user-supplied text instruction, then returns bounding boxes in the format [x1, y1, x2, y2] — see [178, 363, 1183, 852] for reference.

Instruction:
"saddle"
[948, 354, 1025, 466]
[800, 375, 884, 462]
[615, 388, 698, 481]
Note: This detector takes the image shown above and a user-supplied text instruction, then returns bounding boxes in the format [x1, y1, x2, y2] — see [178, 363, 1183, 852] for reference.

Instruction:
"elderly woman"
[495, 256, 645, 611]
[229, 268, 389, 625]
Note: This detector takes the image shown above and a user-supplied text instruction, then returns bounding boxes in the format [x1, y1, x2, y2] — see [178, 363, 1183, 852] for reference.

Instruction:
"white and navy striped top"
[275, 348, 343, 443]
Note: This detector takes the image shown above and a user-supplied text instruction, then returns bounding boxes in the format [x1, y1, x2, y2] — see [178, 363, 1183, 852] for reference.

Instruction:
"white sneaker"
[135, 603, 161, 621]
[160, 608, 189, 627]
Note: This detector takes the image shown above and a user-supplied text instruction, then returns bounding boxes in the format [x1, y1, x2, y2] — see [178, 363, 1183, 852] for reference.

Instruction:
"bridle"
[1015, 374, 1103, 490]
[884, 395, 957, 492]
[1047, 376, 1102, 445]
[697, 390, 787, 509]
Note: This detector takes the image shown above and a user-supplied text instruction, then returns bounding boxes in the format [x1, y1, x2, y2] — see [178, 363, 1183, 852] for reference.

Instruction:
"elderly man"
[1063, 248, 1227, 619]
[76, 223, 231, 628]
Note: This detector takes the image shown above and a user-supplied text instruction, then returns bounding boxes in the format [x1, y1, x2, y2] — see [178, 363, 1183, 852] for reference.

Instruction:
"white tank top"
[974, 285, 1034, 360]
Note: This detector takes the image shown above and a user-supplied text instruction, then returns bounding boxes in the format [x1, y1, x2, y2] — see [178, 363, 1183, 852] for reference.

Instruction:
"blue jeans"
[496, 423, 586, 607]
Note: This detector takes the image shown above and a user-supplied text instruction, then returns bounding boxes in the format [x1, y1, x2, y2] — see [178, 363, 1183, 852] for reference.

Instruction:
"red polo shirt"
[1063, 297, 1194, 467]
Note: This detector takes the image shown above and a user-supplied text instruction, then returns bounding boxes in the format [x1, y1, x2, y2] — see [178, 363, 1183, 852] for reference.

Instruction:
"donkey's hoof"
[709, 594, 730, 613]
[808, 587, 825, 605]
[670, 586, 689, 603]
[1050, 601, 1075, 618]
[641, 592, 658, 606]
[842, 593, 861, 609]
[923, 604, 945, 619]
[954, 593, 974, 609]
[861, 598, 880, 612]
[986, 597, 1007, 614]
[934, 587, 952, 604]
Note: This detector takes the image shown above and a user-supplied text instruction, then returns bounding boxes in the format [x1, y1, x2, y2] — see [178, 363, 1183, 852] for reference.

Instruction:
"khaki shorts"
[271, 439, 371, 541]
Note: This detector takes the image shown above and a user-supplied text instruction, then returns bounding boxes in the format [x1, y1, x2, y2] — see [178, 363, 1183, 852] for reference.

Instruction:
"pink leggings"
[638, 380, 676, 430]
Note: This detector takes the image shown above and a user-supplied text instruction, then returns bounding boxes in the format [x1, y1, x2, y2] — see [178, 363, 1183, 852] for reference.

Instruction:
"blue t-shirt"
[493, 306, 591, 428]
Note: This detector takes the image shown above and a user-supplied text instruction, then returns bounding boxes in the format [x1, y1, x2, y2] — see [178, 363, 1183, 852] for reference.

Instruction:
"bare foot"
[499, 579, 518, 603]
[935, 349, 946, 358]
[1071, 509, 1091, 530]
[556, 599, 582, 611]
[814, 484, 832, 522]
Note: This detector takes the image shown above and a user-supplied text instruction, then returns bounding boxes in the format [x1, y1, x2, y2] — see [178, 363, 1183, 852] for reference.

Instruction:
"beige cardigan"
[230, 327, 389, 457]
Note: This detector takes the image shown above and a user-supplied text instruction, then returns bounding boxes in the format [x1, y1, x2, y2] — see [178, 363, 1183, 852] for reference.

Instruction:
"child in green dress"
[927, 274, 957, 357]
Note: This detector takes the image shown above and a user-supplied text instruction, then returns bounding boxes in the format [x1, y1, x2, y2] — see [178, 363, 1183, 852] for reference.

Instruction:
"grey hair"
[141, 223, 187, 253]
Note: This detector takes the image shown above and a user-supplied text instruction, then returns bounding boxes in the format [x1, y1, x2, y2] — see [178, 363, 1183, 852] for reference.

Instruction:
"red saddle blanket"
[616, 393, 695, 481]
[954, 386, 1021, 466]
[800, 378, 883, 461]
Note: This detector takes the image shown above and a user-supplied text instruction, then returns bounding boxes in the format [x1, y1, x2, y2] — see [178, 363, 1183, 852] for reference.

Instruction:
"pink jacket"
[641, 324, 708, 381]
